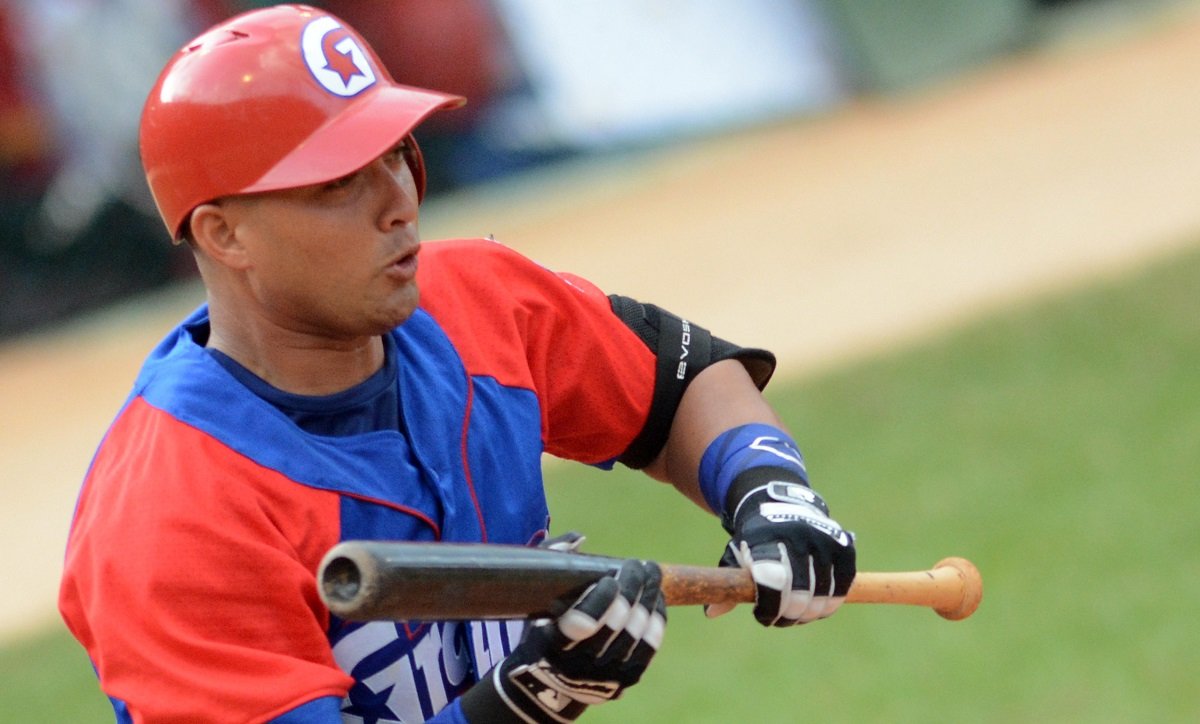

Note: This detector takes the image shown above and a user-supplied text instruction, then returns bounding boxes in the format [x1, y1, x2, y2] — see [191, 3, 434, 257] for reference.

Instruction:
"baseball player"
[58, 5, 856, 723]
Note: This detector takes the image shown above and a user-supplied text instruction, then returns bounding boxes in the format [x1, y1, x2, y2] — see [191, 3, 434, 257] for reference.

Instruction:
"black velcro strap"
[720, 465, 809, 532]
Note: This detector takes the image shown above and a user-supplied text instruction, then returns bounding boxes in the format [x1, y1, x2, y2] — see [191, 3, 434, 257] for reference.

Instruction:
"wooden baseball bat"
[318, 541, 982, 622]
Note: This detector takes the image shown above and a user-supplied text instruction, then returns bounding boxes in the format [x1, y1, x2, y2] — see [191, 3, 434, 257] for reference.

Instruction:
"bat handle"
[661, 556, 982, 621]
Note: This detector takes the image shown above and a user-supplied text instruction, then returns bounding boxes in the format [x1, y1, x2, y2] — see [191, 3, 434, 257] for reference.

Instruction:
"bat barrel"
[319, 541, 624, 621]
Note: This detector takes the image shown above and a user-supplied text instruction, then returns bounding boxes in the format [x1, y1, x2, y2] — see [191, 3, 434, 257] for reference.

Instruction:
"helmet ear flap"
[402, 134, 429, 203]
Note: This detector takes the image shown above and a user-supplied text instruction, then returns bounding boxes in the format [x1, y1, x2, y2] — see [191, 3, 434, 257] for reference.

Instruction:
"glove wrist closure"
[721, 465, 814, 534]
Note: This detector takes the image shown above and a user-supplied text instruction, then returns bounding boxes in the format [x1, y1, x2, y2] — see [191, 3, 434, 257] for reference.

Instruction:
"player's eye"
[322, 171, 358, 192]
[383, 140, 409, 167]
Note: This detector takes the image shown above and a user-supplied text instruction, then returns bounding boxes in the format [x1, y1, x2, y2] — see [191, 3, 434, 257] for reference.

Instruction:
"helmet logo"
[301, 16, 376, 97]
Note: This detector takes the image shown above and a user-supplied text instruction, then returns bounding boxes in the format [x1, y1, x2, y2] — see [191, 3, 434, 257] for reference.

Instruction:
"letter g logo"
[301, 16, 377, 97]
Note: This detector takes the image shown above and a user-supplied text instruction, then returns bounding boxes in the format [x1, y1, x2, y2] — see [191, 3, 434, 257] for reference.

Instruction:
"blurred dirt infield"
[5, 6, 1200, 642]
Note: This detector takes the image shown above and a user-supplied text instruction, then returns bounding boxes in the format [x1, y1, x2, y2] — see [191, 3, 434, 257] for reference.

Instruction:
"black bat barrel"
[319, 541, 626, 621]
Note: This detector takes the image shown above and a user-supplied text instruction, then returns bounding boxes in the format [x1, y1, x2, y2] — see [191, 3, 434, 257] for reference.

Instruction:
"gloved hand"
[706, 471, 856, 626]
[459, 558, 666, 723]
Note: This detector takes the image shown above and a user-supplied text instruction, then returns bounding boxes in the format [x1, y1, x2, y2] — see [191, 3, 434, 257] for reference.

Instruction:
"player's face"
[221, 141, 423, 339]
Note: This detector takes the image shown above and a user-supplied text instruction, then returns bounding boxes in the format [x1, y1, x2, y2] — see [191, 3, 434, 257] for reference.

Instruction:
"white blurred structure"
[9, 0, 200, 250]
[485, 0, 847, 149]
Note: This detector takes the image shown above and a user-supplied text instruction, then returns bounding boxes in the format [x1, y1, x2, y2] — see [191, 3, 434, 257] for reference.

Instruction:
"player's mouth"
[385, 244, 420, 281]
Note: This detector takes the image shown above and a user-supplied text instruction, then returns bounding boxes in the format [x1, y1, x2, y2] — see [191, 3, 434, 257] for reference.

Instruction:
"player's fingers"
[794, 548, 835, 623]
[793, 559, 837, 623]
[831, 538, 857, 599]
[777, 552, 816, 624]
[628, 561, 665, 649]
[619, 562, 665, 680]
[704, 601, 734, 618]
[809, 548, 835, 602]
[704, 542, 741, 619]
[556, 576, 622, 650]
[597, 560, 650, 662]
[806, 539, 858, 621]
[820, 594, 848, 619]
[813, 543, 856, 619]
[745, 541, 801, 627]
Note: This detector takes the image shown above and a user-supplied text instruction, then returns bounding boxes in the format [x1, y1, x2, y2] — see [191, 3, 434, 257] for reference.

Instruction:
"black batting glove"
[706, 467, 856, 626]
[459, 559, 667, 723]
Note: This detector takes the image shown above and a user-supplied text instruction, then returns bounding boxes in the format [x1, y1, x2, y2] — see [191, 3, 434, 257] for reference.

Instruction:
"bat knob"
[320, 549, 368, 609]
[932, 557, 983, 620]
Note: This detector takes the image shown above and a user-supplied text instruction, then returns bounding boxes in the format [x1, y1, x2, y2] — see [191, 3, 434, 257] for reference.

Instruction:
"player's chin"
[369, 284, 421, 331]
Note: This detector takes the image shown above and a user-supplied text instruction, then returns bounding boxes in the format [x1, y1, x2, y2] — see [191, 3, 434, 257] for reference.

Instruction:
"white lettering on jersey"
[469, 619, 526, 674]
[332, 620, 474, 722]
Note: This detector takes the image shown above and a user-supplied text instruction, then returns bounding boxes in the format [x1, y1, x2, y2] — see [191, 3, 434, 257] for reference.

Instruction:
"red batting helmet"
[139, 4, 465, 240]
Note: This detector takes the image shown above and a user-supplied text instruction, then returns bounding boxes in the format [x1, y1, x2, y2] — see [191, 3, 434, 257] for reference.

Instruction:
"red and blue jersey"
[59, 239, 657, 723]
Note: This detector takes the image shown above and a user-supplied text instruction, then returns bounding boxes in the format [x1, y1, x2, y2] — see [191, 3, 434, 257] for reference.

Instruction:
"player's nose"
[369, 156, 419, 230]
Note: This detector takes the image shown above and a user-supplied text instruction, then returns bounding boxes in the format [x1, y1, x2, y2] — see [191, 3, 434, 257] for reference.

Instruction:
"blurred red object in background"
[323, 0, 510, 132]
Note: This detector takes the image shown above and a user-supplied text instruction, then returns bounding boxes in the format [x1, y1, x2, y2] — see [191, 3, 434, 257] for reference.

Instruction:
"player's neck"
[205, 302, 386, 396]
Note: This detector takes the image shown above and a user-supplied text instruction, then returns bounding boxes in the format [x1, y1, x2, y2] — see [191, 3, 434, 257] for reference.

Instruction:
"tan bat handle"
[661, 556, 982, 620]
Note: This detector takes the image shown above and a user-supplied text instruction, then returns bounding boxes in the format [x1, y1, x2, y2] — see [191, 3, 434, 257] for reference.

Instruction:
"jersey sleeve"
[59, 397, 353, 723]
[418, 239, 657, 465]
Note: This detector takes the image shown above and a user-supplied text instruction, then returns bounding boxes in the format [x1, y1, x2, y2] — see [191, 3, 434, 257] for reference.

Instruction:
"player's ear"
[188, 202, 251, 270]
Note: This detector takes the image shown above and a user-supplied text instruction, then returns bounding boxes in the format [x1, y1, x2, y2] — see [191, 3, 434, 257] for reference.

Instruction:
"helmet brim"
[245, 84, 465, 194]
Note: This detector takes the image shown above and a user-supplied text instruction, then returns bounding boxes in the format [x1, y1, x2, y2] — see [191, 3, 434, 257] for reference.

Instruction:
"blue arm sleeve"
[427, 698, 472, 723]
[268, 696, 472, 723]
[698, 423, 808, 514]
[268, 696, 342, 723]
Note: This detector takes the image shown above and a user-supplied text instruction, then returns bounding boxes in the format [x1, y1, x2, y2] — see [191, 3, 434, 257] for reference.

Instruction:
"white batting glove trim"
[758, 502, 852, 547]
[624, 601, 649, 642]
[748, 542, 791, 594]
[556, 608, 602, 644]
[491, 665, 546, 724]
[784, 556, 820, 623]
[542, 532, 587, 553]
[824, 595, 848, 618]
[729, 484, 772, 521]
[643, 610, 666, 651]
[600, 595, 632, 633]
[510, 659, 620, 709]
[803, 572, 844, 622]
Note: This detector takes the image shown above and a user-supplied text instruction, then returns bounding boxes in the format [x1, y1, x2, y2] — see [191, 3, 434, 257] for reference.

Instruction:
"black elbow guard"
[609, 294, 777, 469]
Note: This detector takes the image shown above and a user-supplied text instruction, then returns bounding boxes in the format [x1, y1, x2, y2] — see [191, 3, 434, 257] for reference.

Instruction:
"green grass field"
[4, 244, 1198, 723]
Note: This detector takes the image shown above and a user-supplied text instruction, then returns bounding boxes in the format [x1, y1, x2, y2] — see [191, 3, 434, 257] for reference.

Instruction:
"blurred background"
[3, 0, 1200, 721]
[1, 0, 1181, 339]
